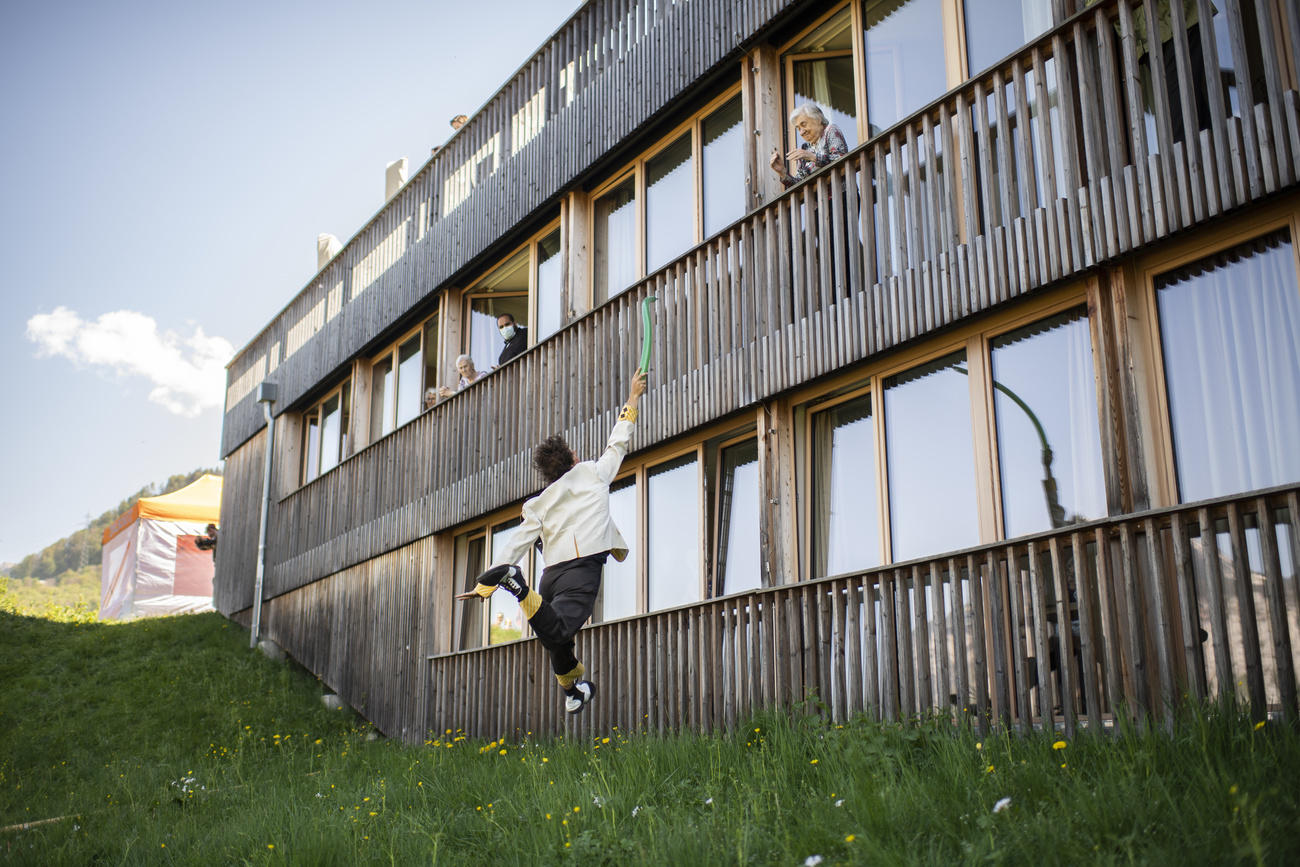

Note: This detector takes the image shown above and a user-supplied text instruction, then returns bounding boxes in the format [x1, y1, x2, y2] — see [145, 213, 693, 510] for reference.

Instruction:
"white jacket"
[493, 417, 634, 569]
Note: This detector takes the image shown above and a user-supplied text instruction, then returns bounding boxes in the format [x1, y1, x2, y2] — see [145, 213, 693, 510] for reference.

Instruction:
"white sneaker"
[564, 680, 596, 714]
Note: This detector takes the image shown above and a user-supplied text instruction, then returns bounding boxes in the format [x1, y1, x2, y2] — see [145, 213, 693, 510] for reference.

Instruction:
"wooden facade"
[219, 0, 1300, 741]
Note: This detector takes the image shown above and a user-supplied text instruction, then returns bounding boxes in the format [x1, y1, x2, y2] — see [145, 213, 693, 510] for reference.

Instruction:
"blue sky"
[0, 0, 582, 565]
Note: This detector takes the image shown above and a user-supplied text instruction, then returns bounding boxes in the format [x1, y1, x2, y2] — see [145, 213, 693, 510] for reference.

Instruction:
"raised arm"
[595, 371, 647, 483]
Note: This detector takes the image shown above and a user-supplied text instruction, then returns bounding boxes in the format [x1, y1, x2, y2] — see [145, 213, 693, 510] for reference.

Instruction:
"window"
[301, 381, 351, 484]
[465, 249, 529, 375]
[715, 438, 762, 595]
[369, 321, 434, 442]
[452, 513, 547, 649]
[1153, 229, 1300, 502]
[990, 307, 1106, 536]
[809, 391, 881, 576]
[803, 294, 1105, 575]
[860, 0, 949, 137]
[647, 454, 703, 611]
[461, 220, 562, 373]
[964, 0, 1052, 77]
[785, 5, 861, 150]
[595, 477, 639, 622]
[591, 88, 745, 305]
[884, 352, 980, 561]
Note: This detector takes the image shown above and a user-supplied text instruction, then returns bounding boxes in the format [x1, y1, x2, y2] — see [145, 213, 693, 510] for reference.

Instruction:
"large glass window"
[716, 439, 762, 594]
[489, 520, 526, 644]
[884, 352, 979, 560]
[367, 313, 438, 444]
[862, 0, 949, 137]
[964, 0, 1052, 76]
[1156, 230, 1300, 502]
[701, 96, 746, 237]
[369, 356, 394, 441]
[465, 249, 529, 374]
[594, 176, 638, 304]
[990, 308, 1105, 537]
[646, 134, 696, 273]
[811, 392, 881, 577]
[395, 335, 422, 428]
[786, 7, 860, 151]
[596, 476, 640, 621]
[302, 381, 349, 485]
[648, 454, 701, 611]
[534, 229, 564, 341]
[454, 532, 487, 651]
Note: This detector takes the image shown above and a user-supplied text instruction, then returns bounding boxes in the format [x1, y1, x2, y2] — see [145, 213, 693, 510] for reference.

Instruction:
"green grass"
[3, 606, 1299, 865]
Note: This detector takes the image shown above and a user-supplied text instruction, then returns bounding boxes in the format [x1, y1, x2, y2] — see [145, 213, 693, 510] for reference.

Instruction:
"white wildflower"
[805, 856, 825, 867]
[632, 805, 642, 817]
[834, 799, 844, 807]
[593, 795, 605, 808]
[704, 797, 714, 806]
[993, 797, 1012, 814]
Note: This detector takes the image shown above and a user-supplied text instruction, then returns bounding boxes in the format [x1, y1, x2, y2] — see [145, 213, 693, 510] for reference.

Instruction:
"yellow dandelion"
[986, 765, 995, 773]
[1052, 740, 1067, 750]
[369, 811, 377, 817]
[846, 834, 856, 843]
[1229, 785, 1239, 795]
[1254, 721, 1266, 731]
[499, 749, 507, 756]
[267, 844, 275, 850]
[542, 757, 549, 763]
[810, 759, 819, 765]
[975, 742, 982, 750]
[573, 806, 580, 813]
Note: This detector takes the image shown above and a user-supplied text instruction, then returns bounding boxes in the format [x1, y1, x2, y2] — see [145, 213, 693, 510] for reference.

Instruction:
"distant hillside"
[2, 468, 221, 587]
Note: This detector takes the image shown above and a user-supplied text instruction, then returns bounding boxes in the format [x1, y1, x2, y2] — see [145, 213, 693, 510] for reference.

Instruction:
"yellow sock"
[555, 662, 585, 690]
[520, 589, 542, 619]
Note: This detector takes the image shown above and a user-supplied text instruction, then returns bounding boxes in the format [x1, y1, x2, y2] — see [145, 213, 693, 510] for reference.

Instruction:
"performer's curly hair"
[534, 434, 576, 484]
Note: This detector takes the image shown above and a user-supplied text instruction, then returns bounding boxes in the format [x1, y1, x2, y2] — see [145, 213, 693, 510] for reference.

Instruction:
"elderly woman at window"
[436, 354, 489, 399]
[769, 103, 849, 189]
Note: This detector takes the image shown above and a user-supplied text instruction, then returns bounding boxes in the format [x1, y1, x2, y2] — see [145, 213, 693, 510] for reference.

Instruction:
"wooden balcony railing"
[216, 0, 1300, 617]
[428, 484, 1300, 738]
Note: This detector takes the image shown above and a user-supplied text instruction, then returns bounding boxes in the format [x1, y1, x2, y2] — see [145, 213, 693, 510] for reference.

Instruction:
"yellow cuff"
[556, 662, 585, 689]
[471, 583, 496, 599]
[618, 403, 638, 423]
[520, 589, 542, 619]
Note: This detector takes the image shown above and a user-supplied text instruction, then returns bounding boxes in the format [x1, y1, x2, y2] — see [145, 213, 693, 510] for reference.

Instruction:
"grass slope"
[3, 609, 1299, 865]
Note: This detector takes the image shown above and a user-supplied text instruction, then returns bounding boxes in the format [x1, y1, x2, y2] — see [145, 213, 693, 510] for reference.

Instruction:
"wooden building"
[217, 0, 1300, 740]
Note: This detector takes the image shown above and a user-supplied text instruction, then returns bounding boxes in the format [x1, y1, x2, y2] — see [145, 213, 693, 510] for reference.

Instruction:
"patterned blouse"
[781, 123, 849, 188]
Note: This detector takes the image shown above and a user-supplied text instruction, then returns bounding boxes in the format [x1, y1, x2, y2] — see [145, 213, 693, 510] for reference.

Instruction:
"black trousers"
[529, 552, 607, 676]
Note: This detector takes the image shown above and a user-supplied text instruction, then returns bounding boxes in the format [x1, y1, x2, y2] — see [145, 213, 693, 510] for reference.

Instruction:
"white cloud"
[26, 306, 234, 418]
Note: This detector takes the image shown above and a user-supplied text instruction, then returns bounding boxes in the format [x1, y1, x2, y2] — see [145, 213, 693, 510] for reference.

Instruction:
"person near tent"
[195, 523, 219, 565]
[456, 369, 647, 714]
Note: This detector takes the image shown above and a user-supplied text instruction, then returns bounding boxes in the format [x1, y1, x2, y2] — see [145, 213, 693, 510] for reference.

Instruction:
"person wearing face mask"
[496, 313, 528, 367]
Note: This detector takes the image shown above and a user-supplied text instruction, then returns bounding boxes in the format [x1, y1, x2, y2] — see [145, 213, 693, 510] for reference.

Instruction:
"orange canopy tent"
[100, 474, 222, 619]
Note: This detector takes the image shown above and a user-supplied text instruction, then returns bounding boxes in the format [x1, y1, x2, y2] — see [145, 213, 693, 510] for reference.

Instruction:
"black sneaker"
[564, 680, 596, 714]
[477, 564, 528, 599]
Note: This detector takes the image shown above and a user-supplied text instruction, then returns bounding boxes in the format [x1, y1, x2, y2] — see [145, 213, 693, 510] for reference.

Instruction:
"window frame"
[796, 281, 1100, 579]
[711, 431, 763, 597]
[367, 316, 435, 443]
[1132, 203, 1300, 508]
[449, 506, 547, 649]
[460, 217, 563, 367]
[299, 378, 352, 486]
[587, 84, 744, 307]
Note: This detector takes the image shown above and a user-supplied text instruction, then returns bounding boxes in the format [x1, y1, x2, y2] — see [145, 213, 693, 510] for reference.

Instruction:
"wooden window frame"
[796, 281, 1098, 579]
[449, 505, 547, 649]
[587, 84, 744, 308]
[460, 217, 563, 364]
[366, 318, 434, 444]
[711, 431, 762, 598]
[299, 378, 352, 486]
[1129, 200, 1300, 508]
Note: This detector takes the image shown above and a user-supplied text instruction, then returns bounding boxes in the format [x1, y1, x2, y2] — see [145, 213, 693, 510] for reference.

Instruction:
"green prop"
[637, 296, 657, 374]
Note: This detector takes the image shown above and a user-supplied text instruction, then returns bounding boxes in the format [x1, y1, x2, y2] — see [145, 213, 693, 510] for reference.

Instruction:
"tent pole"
[251, 383, 278, 649]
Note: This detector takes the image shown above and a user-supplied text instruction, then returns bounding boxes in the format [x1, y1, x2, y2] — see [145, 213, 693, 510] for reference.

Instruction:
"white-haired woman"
[436, 354, 489, 399]
[769, 103, 849, 189]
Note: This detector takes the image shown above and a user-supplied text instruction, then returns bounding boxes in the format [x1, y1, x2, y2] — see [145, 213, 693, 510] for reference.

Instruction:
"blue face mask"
[499, 324, 516, 340]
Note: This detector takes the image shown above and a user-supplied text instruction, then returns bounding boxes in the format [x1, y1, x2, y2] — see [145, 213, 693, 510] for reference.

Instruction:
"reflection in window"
[648, 455, 701, 611]
[787, 7, 859, 151]
[863, 0, 948, 137]
[811, 393, 880, 577]
[466, 249, 529, 373]
[319, 393, 342, 474]
[646, 134, 695, 274]
[535, 229, 564, 341]
[422, 311, 440, 405]
[991, 308, 1105, 537]
[489, 520, 525, 644]
[597, 476, 639, 621]
[303, 415, 321, 483]
[594, 176, 637, 303]
[395, 335, 422, 428]
[964, 0, 1052, 76]
[1157, 230, 1300, 502]
[455, 533, 487, 650]
[885, 352, 979, 560]
[716, 439, 761, 594]
[702, 96, 746, 238]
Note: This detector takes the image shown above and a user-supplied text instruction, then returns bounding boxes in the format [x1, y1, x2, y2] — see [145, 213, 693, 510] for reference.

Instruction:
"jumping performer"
[457, 369, 648, 714]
